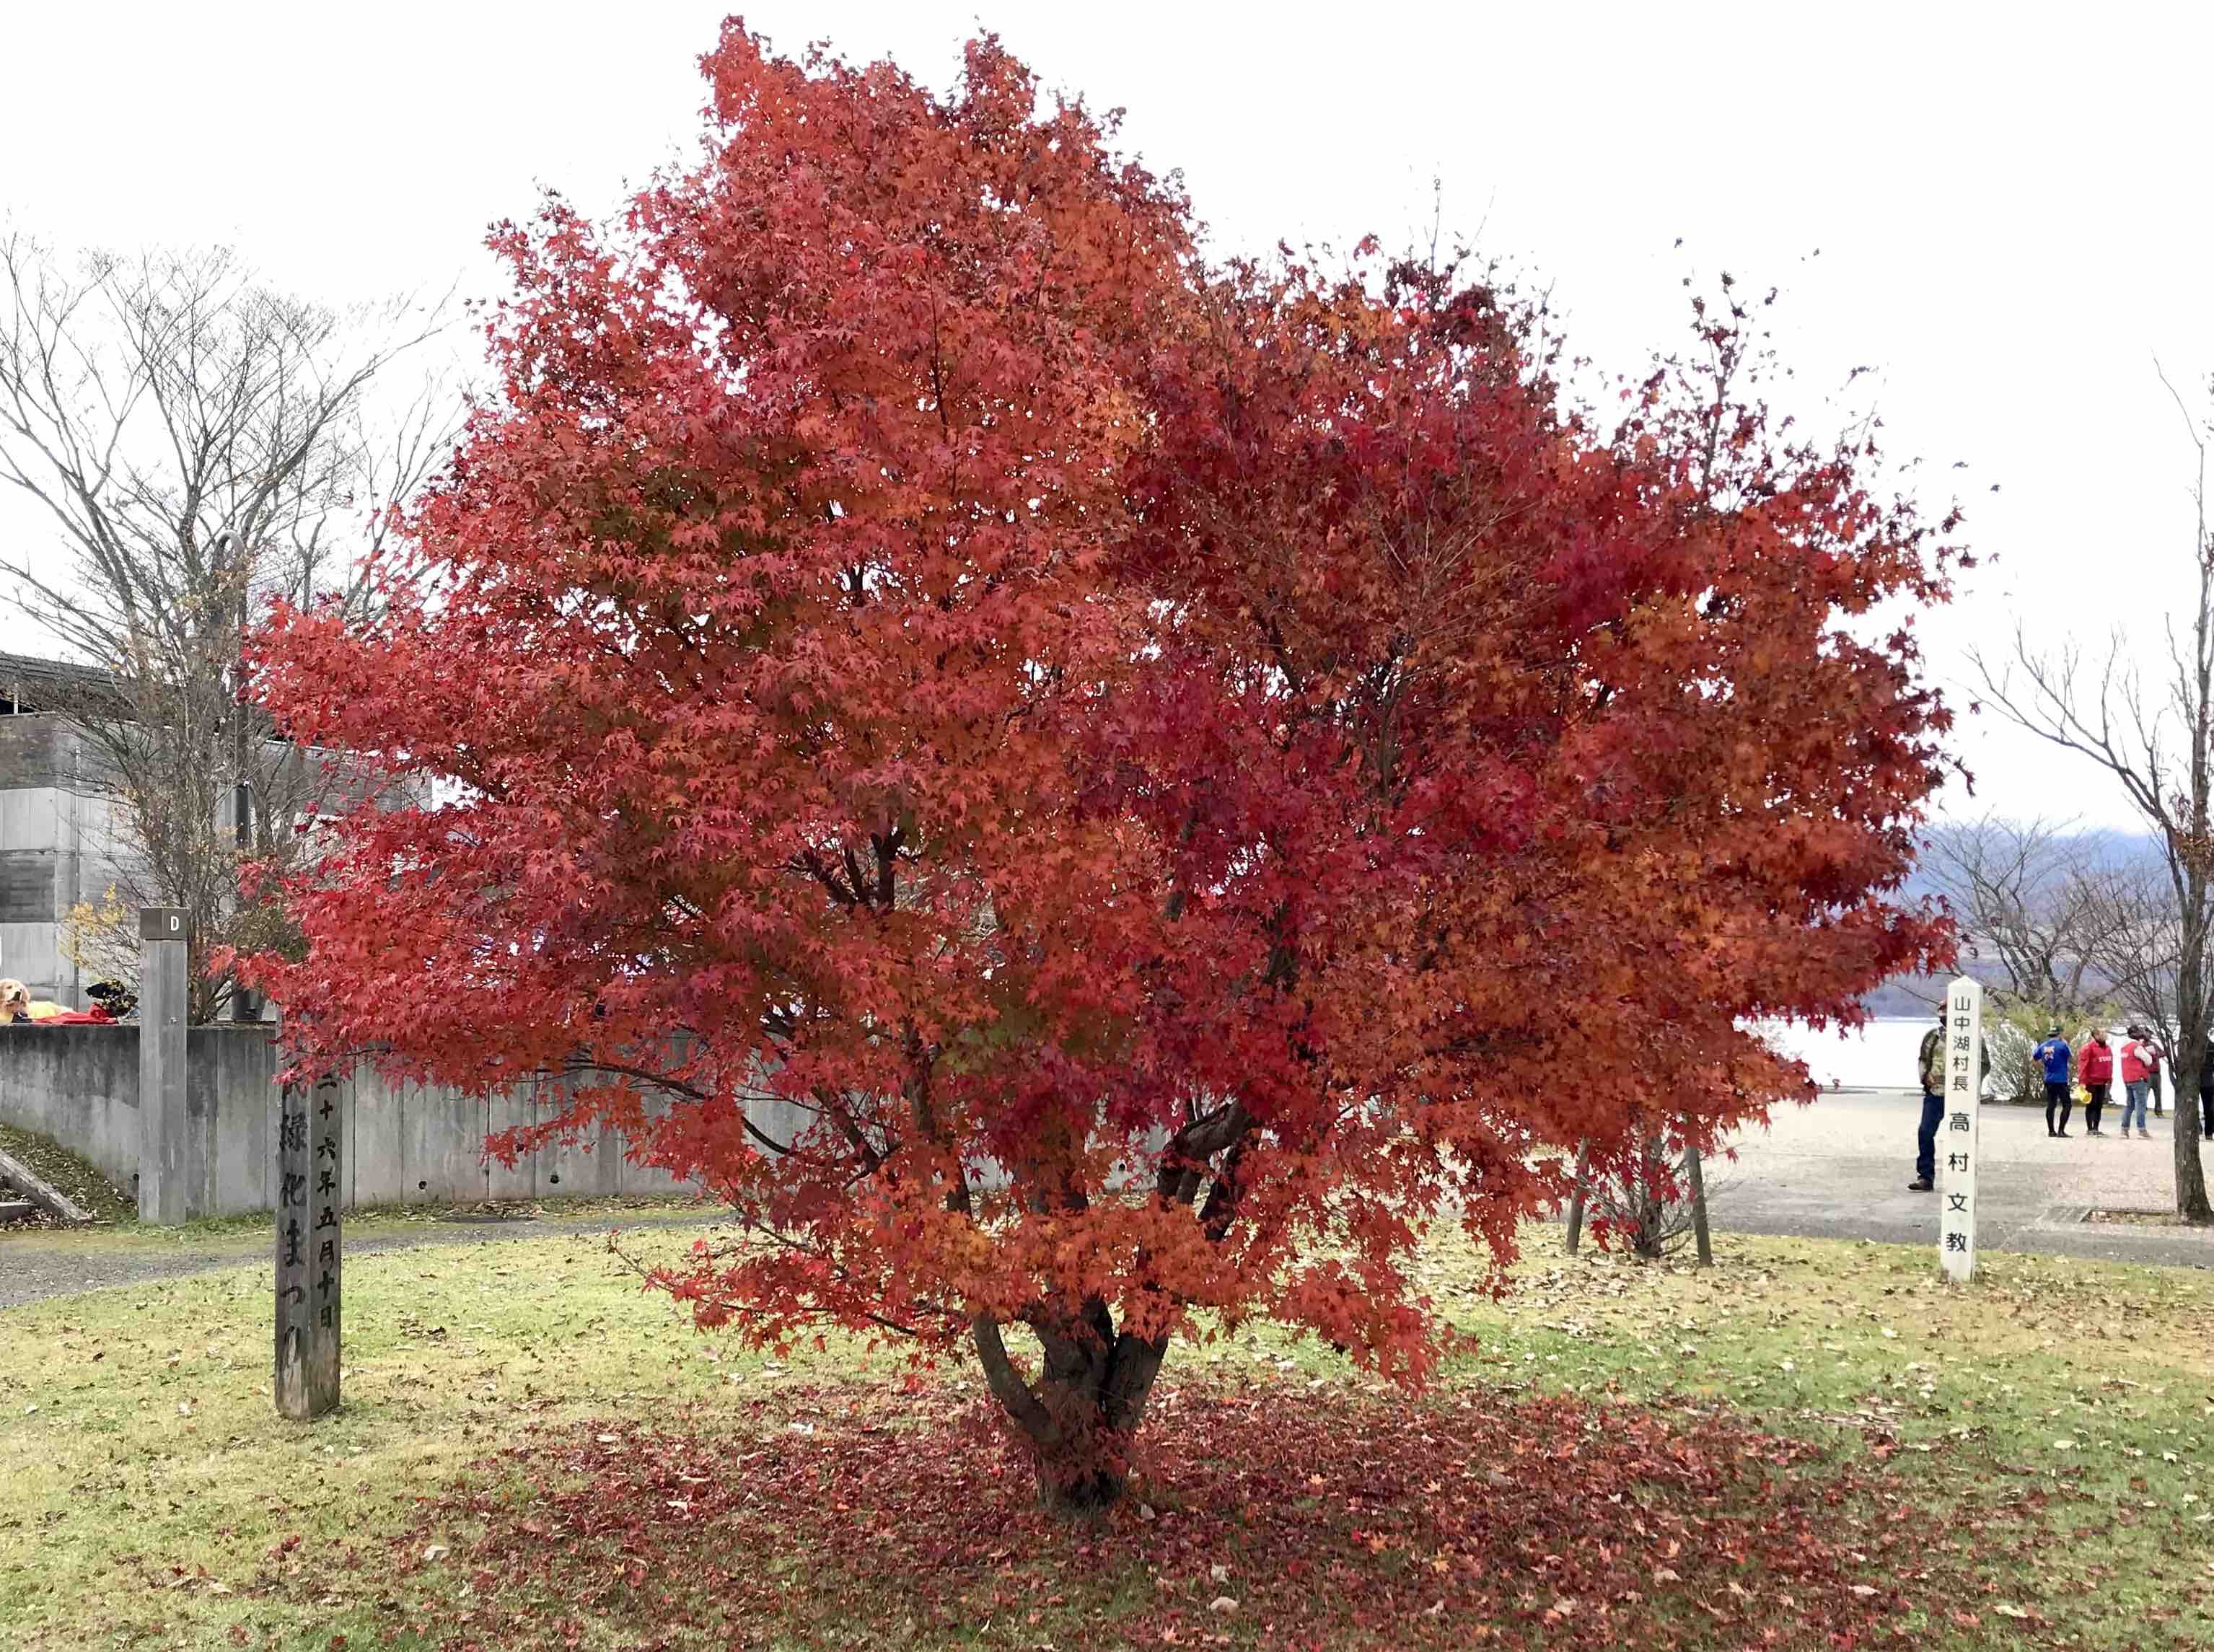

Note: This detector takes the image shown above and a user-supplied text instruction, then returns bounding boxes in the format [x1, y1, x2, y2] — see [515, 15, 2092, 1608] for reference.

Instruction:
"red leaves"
[241, 23, 1959, 1480]
[361, 1380, 1986, 1651]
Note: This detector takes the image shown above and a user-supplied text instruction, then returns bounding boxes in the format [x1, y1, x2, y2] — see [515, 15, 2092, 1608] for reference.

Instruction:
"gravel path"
[0, 1211, 726, 1311]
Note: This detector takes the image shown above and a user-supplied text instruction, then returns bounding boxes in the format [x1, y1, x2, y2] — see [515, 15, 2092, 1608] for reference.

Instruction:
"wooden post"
[1563, 1141, 1591, 1255]
[137, 907, 190, 1223]
[1684, 1141, 1713, 1266]
[275, 1072, 343, 1419]
[1939, 975, 1984, 1284]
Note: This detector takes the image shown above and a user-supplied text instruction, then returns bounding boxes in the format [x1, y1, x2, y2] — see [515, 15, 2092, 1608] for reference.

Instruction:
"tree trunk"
[1631, 1130, 1666, 1258]
[2173, 890, 2213, 1223]
[2171, 1089, 2210, 1223]
[1684, 1141, 1713, 1266]
[972, 1309, 1167, 1515]
[1563, 1141, 1590, 1255]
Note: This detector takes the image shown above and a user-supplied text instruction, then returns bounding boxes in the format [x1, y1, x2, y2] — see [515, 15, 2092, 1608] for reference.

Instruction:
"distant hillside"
[1861, 960, 2009, 1017]
[1899, 821, 2164, 903]
[1861, 819, 2162, 1016]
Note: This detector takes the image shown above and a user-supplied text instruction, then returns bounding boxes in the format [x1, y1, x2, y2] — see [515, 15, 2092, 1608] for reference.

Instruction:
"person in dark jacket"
[1912, 1007, 1947, 1191]
[1912, 1005, 1988, 1190]
[2200, 1037, 2214, 1141]
[2078, 1029, 2116, 1136]
[2034, 1026, 2074, 1137]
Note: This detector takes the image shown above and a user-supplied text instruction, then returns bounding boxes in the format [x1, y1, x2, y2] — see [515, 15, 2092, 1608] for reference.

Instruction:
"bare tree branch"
[1922, 814, 2138, 1016]
[0, 232, 460, 1019]
[1967, 363, 2214, 1221]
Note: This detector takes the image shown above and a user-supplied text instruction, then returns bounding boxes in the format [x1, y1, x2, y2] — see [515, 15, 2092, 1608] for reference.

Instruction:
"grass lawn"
[1, 1218, 2208, 1651]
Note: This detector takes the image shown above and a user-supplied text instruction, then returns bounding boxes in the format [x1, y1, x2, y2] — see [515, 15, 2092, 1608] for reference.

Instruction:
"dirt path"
[0, 1211, 726, 1311]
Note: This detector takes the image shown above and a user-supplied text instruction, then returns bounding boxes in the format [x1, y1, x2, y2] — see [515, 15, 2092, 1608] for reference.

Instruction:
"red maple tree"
[242, 27, 1960, 1508]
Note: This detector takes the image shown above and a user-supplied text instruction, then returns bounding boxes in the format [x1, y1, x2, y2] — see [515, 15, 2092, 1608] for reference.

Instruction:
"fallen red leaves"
[358, 1381, 1995, 1651]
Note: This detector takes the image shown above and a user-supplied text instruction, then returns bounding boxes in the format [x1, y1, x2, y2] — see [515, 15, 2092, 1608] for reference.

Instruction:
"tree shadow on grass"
[353, 1380, 2021, 1651]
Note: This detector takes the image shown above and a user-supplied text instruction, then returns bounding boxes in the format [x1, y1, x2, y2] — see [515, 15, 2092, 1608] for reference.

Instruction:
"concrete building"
[0, 648, 391, 1014]
[0, 653, 139, 1006]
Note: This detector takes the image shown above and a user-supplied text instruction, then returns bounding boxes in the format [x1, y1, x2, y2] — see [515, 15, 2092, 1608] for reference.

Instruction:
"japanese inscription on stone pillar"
[1939, 975, 1982, 1285]
[275, 1072, 343, 1418]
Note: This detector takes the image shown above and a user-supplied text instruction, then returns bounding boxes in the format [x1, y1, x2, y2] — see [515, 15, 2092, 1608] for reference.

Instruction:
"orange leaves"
[243, 25, 1957, 1485]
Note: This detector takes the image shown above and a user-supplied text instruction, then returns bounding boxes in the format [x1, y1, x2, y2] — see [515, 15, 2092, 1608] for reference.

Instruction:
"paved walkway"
[1707, 1089, 2214, 1268]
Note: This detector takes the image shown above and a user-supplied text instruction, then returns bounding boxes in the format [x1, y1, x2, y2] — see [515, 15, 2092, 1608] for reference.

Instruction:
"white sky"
[2, 0, 2208, 830]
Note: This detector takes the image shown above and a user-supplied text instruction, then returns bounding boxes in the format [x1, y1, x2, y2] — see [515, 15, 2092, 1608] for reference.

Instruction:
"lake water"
[1754, 1016, 1933, 1092]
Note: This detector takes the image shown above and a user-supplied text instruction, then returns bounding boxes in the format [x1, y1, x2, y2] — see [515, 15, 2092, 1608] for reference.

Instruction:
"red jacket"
[2119, 1040, 2154, 1084]
[2078, 1037, 2114, 1084]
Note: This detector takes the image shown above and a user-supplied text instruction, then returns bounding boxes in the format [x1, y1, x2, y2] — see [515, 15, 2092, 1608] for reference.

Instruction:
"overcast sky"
[2, 1, 2207, 830]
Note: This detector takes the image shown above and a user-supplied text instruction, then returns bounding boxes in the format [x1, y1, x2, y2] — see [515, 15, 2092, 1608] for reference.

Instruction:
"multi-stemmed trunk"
[974, 1309, 1167, 1513]
[959, 1097, 1249, 1513]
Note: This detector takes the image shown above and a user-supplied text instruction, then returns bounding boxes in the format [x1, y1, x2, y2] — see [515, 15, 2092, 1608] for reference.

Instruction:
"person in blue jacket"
[2033, 1025, 2074, 1137]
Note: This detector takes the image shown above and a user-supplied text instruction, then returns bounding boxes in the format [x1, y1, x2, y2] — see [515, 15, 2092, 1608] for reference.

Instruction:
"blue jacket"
[2034, 1037, 2073, 1084]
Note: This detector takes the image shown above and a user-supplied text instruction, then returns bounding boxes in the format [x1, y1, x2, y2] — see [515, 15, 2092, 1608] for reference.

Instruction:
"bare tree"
[1572, 1118, 1725, 1261]
[2078, 856, 2185, 1049]
[0, 234, 450, 1021]
[1921, 814, 2130, 1015]
[1970, 367, 2214, 1223]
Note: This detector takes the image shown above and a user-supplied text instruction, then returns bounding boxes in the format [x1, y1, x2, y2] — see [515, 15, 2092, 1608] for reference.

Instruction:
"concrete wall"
[0, 1021, 702, 1217]
[0, 1024, 141, 1188]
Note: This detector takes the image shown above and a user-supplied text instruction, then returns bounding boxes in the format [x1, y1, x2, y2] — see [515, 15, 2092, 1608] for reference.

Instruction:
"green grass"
[0, 1220, 796, 1651]
[1451, 1239, 2214, 1644]
[1, 1223, 2208, 1650]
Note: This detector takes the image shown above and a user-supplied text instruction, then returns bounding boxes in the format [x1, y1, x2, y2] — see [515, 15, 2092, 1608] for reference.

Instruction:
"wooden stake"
[1563, 1141, 1591, 1255]
[1684, 1141, 1712, 1267]
[275, 1073, 343, 1420]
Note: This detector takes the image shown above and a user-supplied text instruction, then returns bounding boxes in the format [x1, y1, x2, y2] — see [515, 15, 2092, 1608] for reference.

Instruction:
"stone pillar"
[137, 906, 190, 1223]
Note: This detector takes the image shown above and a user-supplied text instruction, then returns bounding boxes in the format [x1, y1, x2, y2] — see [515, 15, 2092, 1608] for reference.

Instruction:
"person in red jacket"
[2077, 1029, 2116, 1136]
[2119, 1027, 2156, 1138]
